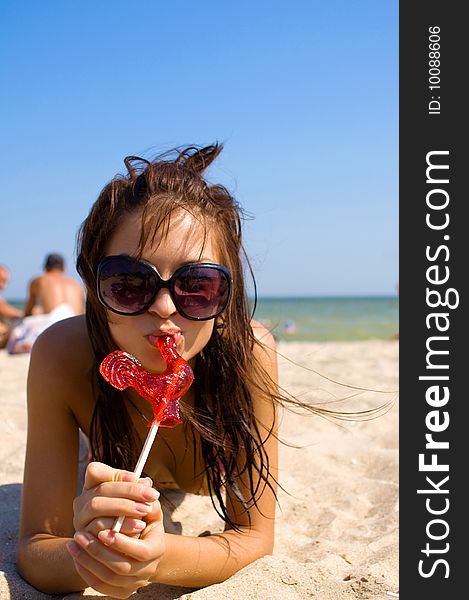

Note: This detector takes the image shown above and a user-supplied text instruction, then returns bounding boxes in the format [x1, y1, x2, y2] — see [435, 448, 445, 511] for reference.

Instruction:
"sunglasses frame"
[97, 255, 232, 321]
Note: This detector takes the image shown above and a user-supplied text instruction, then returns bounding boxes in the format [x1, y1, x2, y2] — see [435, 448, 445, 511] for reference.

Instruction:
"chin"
[138, 344, 167, 373]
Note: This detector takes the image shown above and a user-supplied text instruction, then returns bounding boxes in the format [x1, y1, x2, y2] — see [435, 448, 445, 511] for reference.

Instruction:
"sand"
[0, 340, 399, 600]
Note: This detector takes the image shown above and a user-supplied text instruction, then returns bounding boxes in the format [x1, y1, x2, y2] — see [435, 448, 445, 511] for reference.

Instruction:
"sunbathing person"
[7, 254, 84, 354]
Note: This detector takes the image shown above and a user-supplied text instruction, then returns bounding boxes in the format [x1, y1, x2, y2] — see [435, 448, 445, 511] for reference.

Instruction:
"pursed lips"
[147, 330, 182, 346]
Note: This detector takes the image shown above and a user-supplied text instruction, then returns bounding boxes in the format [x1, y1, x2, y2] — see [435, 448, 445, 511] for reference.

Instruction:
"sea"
[251, 296, 399, 342]
[9, 296, 399, 342]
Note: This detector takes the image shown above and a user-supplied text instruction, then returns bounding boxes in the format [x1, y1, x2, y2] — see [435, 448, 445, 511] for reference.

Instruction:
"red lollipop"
[99, 335, 194, 427]
[99, 335, 194, 531]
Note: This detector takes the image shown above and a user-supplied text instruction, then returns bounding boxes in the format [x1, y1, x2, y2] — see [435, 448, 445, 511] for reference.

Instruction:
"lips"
[147, 330, 182, 346]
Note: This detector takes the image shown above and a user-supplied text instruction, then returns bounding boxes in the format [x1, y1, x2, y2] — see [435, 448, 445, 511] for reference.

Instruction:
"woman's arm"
[16, 326, 88, 593]
[47, 322, 279, 595]
[16, 322, 161, 596]
[148, 322, 279, 586]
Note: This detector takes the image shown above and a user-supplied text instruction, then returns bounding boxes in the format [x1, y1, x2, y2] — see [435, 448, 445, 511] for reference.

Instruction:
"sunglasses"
[97, 255, 232, 320]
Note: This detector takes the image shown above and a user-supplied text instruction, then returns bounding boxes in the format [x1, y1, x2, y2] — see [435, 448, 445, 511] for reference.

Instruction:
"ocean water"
[8, 296, 399, 342]
[251, 296, 399, 342]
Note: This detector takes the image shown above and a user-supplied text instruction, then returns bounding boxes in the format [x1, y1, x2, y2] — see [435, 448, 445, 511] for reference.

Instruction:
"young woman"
[16, 145, 280, 598]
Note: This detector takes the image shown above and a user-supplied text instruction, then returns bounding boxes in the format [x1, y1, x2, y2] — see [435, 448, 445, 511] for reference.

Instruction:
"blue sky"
[0, 0, 398, 299]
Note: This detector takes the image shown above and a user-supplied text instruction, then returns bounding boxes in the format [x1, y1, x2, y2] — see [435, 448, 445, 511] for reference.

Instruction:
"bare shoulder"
[249, 321, 279, 433]
[250, 319, 278, 382]
[68, 276, 83, 289]
[27, 316, 95, 435]
[250, 319, 277, 351]
[28, 275, 41, 290]
[31, 315, 93, 378]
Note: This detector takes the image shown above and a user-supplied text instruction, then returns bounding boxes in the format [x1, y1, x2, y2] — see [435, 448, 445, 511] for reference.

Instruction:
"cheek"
[107, 316, 133, 349]
[183, 320, 215, 359]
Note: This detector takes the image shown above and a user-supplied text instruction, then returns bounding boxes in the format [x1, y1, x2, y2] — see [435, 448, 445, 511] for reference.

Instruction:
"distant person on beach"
[23, 253, 84, 316]
[0, 264, 23, 348]
[283, 319, 297, 335]
[7, 253, 84, 354]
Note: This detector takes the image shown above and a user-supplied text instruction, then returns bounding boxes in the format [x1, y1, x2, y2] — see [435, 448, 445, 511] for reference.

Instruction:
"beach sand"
[0, 340, 398, 600]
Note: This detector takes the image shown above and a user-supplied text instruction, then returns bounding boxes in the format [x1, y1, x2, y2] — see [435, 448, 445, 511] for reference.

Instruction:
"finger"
[97, 518, 165, 562]
[138, 476, 154, 487]
[71, 532, 154, 579]
[83, 462, 139, 491]
[74, 481, 157, 531]
[90, 480, 160, 502]
[86, 516, 147, 538]
[67, 543, 146, 599]
[79, 496, 155, 527]
[138, 494, 163, 525]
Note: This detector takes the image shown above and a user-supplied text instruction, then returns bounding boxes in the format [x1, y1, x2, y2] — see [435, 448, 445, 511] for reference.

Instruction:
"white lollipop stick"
[112, 420, 160, 533]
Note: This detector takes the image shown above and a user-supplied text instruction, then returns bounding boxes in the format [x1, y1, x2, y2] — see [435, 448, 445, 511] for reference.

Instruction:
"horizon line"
[6, 293, 399, 303]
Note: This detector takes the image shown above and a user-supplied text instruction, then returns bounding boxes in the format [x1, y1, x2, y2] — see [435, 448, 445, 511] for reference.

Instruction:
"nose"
[147, 287, 178, 319]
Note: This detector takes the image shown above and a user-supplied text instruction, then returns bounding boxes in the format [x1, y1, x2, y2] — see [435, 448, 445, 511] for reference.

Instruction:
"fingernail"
[134, 519, 146, 530]
[141, 476, 154, 487]
[142, 487, 159, 501]
[98, 530, 116, 546]
[73, 532, 92, 549]
[66, 541, 80, 556]
[135, 502, 152, 513]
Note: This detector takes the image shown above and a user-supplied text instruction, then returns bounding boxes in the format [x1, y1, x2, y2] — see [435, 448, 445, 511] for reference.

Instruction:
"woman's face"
[104, 209, 220, 373]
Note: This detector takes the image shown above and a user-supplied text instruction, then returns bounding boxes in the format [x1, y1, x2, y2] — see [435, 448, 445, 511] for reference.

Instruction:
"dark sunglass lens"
[174, 267, 230, 318]
[99, 258, 156, 314]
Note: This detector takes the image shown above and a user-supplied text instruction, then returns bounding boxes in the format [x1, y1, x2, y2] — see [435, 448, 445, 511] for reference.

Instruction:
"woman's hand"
[73, 462, 159, 537]
[67, 516, 165, 598]
[68, 462, 165, 597]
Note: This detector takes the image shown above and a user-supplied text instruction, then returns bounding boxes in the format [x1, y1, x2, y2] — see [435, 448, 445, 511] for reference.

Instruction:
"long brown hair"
[76, 144, 279, 527]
